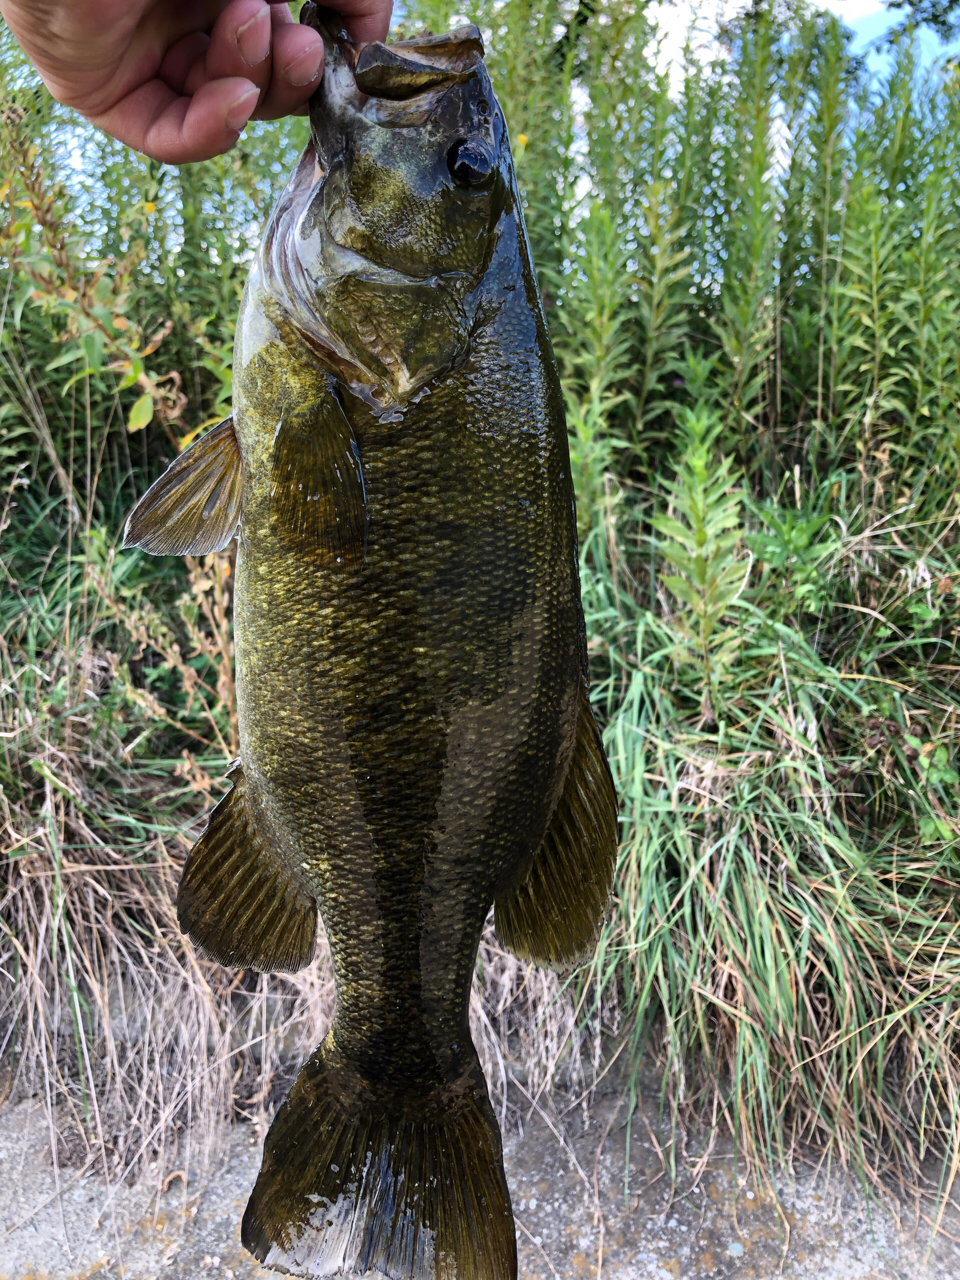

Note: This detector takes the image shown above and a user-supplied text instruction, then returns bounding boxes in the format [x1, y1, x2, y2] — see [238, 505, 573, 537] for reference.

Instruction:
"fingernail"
[237, 10, 270, 66]
[284, 45, 323, 88]
[226, 86, 260, 132]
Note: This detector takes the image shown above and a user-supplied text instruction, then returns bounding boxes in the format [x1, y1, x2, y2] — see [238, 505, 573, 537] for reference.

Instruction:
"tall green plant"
[653, 405, 748, 703]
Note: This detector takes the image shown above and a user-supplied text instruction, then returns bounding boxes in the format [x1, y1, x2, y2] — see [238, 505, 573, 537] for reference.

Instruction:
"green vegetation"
[1, 0, 959, 1220]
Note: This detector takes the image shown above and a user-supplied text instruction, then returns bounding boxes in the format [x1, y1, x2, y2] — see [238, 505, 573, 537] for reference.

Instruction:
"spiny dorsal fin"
[123, 416, 242, 557]
[495, 688, 619, 971]
[270, 386, 366, 569]
[177, 760, 318, 973]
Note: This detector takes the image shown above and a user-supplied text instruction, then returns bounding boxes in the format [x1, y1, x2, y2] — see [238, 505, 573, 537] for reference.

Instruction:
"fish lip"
[302, 3, 485, 104]
[300, 4, 485, 61]
[353, 44, 476, 100]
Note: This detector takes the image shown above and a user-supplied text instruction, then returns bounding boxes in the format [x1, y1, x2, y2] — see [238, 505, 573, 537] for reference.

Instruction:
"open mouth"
[301, 4, 486, 103]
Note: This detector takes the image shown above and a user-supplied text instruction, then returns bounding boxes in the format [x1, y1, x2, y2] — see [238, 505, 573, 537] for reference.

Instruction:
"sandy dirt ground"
[1, 1082, 959, 1280]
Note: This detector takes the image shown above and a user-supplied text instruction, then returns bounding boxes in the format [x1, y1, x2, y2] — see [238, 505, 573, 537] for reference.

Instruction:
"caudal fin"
[242, 1039, 517, 1280]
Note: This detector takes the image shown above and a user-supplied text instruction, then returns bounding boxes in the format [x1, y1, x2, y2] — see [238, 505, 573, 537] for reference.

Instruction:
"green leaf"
[127, 393, 154, 434]
[919, 817, 954, 844]
[46, 345, 85, 372]
[116, 353, 145, 392]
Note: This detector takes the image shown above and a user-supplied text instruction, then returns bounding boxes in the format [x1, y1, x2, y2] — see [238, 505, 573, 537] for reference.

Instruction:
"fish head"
[284, 5, 512, 404]
[307, 12, 506, 277]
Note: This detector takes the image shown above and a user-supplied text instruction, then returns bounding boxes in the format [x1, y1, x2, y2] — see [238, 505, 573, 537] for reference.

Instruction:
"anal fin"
[177, 761, 317, 973]
[495, 688, 619, 971]
[123, 416, 242, 556]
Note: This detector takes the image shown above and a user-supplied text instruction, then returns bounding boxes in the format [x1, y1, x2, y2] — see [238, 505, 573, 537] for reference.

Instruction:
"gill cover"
[260, 6, 510, 405]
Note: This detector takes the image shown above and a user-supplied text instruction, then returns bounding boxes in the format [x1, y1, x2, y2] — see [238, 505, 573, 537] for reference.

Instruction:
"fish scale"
[123, 8, 618, 1278]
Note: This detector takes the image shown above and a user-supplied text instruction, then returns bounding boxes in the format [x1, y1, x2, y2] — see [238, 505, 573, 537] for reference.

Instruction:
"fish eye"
[447, 138, 495, 188]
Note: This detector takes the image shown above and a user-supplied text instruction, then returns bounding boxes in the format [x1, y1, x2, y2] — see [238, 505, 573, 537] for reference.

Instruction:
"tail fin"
[242, 1039, 517, 1280]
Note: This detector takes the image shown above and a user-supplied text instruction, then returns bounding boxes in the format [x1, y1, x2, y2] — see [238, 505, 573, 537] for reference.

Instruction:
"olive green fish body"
[234, 218, 580, 1091]
[123, 12, 617, 1278]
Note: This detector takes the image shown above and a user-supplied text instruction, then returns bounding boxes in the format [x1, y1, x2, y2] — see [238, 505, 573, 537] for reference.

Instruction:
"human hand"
[0, 0, 393, 164]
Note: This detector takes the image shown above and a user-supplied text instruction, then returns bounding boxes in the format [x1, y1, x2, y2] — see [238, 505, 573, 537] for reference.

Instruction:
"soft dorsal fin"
[270, 384, 366, 569]
[495, 688, 619, 971]
[123, 416, 242, 556]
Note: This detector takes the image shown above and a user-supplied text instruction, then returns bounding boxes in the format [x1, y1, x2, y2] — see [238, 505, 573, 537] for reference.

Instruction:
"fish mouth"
[301, 4, 486, 106]
[348, 27, 485, 102]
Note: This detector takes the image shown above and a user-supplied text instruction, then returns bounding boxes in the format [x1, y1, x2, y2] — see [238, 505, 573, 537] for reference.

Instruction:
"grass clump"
[1, 0, 959, 1229]
[466, 0, 960, 1208]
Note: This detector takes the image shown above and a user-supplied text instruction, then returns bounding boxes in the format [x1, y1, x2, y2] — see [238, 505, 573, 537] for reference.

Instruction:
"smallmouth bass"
[124, 7, 618, 1278]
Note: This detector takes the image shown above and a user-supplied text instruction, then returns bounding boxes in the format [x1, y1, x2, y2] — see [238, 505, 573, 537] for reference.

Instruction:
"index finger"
[324, 0, 393, 45]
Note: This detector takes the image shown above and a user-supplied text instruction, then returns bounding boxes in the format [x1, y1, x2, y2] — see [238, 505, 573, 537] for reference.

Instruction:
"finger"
[157, 32, 211, 96]
[89, 75, 260, 165]
[254, 17, 324, 122]
[334, 0, 394, 44]
[188, 0, 274, 98]
[19, 1, 226, 117]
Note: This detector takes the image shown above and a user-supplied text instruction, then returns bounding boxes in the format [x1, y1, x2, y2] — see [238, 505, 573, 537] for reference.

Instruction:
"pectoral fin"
[122, 416, 242, 556]
[270, 384, 366, 568]
[177, 761, 318, 973]
[495, 688, 619, 971]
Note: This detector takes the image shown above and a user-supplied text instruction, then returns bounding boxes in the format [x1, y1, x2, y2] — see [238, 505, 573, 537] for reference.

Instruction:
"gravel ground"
[1, 1084, 959, 1280]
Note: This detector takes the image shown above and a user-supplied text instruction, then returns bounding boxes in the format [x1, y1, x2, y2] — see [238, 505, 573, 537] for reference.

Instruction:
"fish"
[122, 6, 618, 1278]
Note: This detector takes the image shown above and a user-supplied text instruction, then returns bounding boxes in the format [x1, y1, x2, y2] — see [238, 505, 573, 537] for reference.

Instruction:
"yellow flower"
[144, 201, 156, 214]
[517, 133, 528, 147]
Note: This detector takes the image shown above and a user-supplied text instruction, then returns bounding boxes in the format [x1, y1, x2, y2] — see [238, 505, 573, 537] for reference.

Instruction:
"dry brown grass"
[0, 551, 595, 1194]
